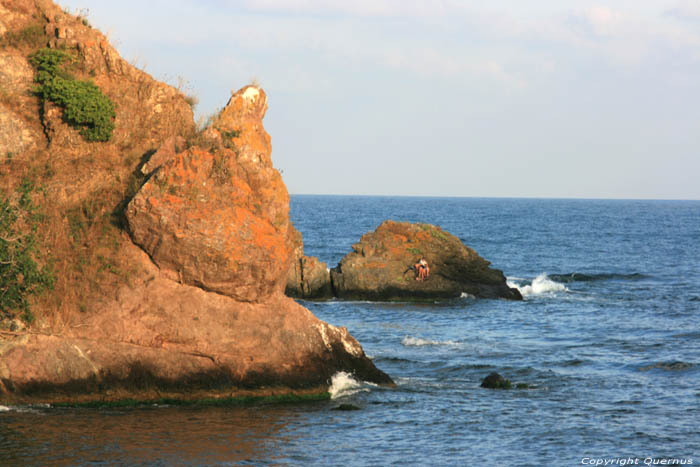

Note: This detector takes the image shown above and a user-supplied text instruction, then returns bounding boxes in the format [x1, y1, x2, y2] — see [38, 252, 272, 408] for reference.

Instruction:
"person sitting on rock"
[415, 257, 430, 281]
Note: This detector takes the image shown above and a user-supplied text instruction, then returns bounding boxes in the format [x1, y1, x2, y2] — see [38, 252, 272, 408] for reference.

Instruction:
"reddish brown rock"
[126, 86, 291, 303]
[0, 1, 392, 404]
[0, 245, 390, 404]
[140, 136, 186, 175]
[331, 221, 522, 301]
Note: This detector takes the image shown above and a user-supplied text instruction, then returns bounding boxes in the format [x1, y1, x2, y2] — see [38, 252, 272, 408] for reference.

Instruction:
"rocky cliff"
[0, 0, 391, 404]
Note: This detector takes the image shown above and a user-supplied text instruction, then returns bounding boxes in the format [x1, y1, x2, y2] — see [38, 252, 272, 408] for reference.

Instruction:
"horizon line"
[288, 193, 700, 202]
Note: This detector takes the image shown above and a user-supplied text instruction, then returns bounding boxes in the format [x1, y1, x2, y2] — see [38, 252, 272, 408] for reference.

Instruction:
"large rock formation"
[0, 245, 390, 404]
[330, 221, 522, 301]
[126, 86, 290, 303]
[0, 0, 391, 405]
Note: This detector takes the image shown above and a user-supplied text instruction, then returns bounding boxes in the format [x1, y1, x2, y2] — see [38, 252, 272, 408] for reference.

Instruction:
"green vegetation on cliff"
[0, 180, 55, 322]
[29, 48, 115, 142]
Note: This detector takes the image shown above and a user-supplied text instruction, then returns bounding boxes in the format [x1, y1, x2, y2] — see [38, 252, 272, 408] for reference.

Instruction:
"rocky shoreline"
[0, 0, 391, 404]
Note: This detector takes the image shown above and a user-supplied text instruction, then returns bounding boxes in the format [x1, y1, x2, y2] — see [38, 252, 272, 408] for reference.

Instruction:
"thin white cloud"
[664, 1, 700, 21]
[580, 6, 624, 36]
[241, 0, 457, 19]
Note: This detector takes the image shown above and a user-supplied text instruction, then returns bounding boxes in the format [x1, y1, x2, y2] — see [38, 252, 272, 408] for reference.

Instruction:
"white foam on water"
[0, 405, 47, 413]
[329, 371, 370, 400]
[460, 292, 476, 299]
[402, 336, 459, 347]
[508, 273, 568, 298]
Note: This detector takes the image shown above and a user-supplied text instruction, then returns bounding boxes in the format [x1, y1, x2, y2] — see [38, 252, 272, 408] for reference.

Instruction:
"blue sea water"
[1, 196, 699, 465]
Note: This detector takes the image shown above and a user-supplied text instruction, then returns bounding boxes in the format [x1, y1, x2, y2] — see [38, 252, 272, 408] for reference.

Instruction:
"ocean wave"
[328, 371, 373, 399]
[401, 336, 460, 347]
[507, 274, 568, 297]
[0, 404, 48, 413]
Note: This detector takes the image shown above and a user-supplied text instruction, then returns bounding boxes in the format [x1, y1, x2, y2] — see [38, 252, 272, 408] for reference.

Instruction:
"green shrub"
[0, 180, 55, 321]
[29, 48, 115, 142]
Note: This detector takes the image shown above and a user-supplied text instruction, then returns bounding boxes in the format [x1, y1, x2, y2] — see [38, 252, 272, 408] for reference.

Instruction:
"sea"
[1, 196, 698, 466]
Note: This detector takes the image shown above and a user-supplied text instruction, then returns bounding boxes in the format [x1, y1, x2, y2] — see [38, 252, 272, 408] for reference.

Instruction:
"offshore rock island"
[287, 221, 522, 301]
[0, 0, 390, 405]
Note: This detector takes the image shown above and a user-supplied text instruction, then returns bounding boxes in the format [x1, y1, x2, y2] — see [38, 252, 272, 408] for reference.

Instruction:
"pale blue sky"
[57, 0, 700, 199]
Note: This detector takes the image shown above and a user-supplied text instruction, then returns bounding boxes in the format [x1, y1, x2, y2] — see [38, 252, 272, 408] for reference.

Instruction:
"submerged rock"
[330, 221, 521, 301]
[333, 403, 361, 411]
[480, 372, 512, 390]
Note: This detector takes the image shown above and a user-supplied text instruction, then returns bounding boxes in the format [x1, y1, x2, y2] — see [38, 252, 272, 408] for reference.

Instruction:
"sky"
[56, 0, 700, 199]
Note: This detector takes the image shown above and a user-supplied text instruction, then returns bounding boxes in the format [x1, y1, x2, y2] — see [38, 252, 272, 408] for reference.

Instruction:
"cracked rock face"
[126, 86, 292, 303]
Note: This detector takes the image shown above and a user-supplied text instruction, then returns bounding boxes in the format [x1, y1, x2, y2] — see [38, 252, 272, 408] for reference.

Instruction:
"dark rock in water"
[286, 226, 333, 299]
[333, 403, 361, 411]
[330, 221, 522, 301]
[481, 372, 512, 389]
[639, 361, 694, 371]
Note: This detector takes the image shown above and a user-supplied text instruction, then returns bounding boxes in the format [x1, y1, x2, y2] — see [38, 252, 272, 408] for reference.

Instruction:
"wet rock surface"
[480, 372, 513, 389]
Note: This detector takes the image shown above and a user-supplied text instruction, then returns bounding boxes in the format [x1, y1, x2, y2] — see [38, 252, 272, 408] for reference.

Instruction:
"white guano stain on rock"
[241, 86, 260, 101]
[316, 323, 332, 350]
[338, 327, 363, 357]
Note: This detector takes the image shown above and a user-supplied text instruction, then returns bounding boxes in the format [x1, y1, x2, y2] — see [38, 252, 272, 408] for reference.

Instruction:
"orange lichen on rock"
[0, 1, 392, 405]
[330, 220, 522, 301]
[126, 86, 292, 303]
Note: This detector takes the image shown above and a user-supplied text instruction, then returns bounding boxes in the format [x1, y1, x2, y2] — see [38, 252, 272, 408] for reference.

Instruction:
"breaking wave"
[329, 371, 371, 399]
[402, 336, 460, 347]
[507, 274, 568, 297]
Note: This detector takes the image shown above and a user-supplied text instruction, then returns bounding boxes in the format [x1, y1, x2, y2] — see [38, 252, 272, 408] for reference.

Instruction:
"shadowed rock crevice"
[286, 226, 333, 299]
